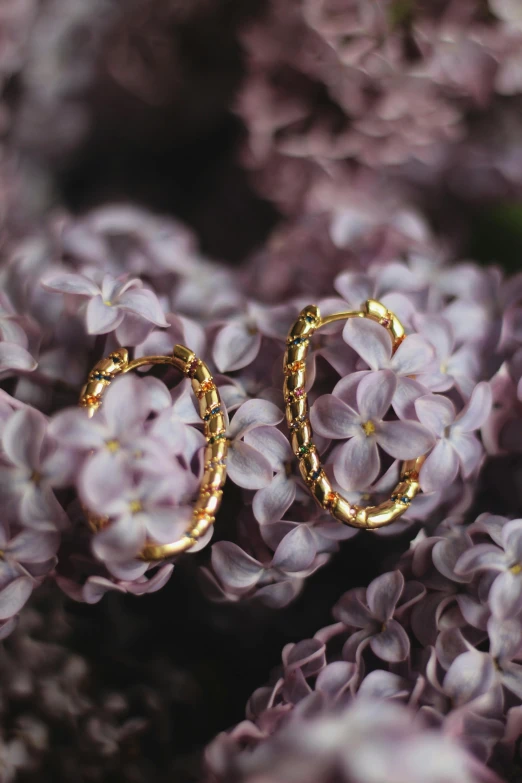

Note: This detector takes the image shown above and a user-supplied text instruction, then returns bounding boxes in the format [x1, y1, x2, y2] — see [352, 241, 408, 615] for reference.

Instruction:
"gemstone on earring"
[187, 358, 200, 376]
[285, 360, 305, 375]
[310, 468, 322, 482]
[208, 432, 227, 445]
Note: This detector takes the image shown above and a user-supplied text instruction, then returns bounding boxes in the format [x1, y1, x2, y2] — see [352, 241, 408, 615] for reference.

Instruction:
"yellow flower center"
[30, 471, 41, 485]
[362, 420, 376, 436]
[103, 300, 112, 306]
[129, 500, 142, 514]
[510, 563, 522, 575]
[105, 439, 120, 452]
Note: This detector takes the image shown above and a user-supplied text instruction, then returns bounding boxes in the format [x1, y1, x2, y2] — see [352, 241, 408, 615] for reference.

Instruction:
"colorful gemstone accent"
[187, 358, 200, 376]
[83, 394, 102, 406]
[285, 359, 305, 375]
[197, 379, 215, 398]
[287, 336, 309, 347]
[298, 444, 313, 456]
[325, 491, 338, 509]
[204, 404, 221, 421]
[310, 468, 322, 482]
[289, 416, 306, 431]
[380, 316, 391, 327]
[110, 354, 123, 364]
[391, 494, 411, 505]
[92, 372, 112, 382]
[208, 432, 227, 445]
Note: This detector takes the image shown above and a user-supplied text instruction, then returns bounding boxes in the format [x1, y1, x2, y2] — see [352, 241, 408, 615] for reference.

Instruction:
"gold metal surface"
[283, 300, 424, 529]
[79, 346, 227, 560]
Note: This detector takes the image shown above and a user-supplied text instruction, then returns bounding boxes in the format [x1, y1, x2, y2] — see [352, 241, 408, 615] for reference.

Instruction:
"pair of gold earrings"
[80, 300, 424, 561]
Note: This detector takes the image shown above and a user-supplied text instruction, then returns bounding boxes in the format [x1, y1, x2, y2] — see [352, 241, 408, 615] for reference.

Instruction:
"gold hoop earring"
[283, 299, 424, 529]
[79, 345, 227, 560]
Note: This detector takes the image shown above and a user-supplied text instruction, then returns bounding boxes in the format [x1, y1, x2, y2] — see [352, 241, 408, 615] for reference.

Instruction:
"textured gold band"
[283, 299, 424, 529]
[79, 345, 227, 560]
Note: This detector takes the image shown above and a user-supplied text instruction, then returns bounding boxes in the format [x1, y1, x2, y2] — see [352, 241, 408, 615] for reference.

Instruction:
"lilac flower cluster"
[236, 0, 522, 212]
[205, 512, 522, 781]
[3, 4, 522, 781]
[0, 192, 520, 628]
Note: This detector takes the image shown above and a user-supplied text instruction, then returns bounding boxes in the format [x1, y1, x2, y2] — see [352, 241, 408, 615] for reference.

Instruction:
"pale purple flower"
[42, 271, 168, 345]
[456, 517, 522, 620]
[0, 294, 38, 375]
[415, 383, 492, 493]
[343, 318, 435, 419]
[50, 374, 168, 475]
[334, 571, 412, 663]
[413, 314, 482, 398]
[311, 369, 434, 490]
[212, 300, 296, 373]
[249, 427, 297, 523]
[56, 563, 174, 604]
[60, 204, 196, 276]
[210, 525, 325, 608]
[226, 398, 285, 490]
[0, 407, 69, 529]
[83, 457, 197, 563]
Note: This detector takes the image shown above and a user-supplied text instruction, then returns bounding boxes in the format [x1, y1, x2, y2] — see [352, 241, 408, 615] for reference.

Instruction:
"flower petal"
[370, 619, 410, 663]
[0, 343, 37, 372]
[86, 296, 124, 334]
[415, 394, 456, 437]
[252, 472, 296, 524]
[333, 435, 380, 491]
[391, 334, 434, 376]
[488, 615, 522, 660]
[449, 431, 482, 477]
[49, 408, 105, 450]
[444, 650, 496, 706]
[103, 374, 148, 437]
[213, 321, 262, 373]
[367, 571, 404, 622]
[272, 525, 317, 573]
[334, 587, 372, 628]
[42, 272, 100, 296]
[211, 542, 264, 589]
[454, 381, 492, 433]
[0, 577, 33, 619]
[117, 287, 168, 326]
[419, 439, 459, 493]
[489, 571, 522, 620]
[377, 420, 435, 460]
[244, 426, 292, 472]
[316, 661, 356, 699]
[229, 399, 283, 440]
[356, 369, 396, 422]
[455, 543, 506, 576]
[3, 408, 46, 470]
[92, 514, 146, 562]
[310, 394, 360, 439]
[343, 318, 392, 370]
[227, 441, 273, 489]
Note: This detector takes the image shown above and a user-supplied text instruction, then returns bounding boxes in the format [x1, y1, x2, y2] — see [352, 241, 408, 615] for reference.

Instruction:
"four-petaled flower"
[415, 382, 492, 493]
[311, 369, 434, 490]
[42, 271, 168, 345]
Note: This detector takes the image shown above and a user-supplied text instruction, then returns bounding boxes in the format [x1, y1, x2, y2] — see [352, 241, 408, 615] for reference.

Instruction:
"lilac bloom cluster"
[0, 187, 520, 621]
[206, 690, 498, 783]
[206, 513, 522, 781]
[235, 0, 522, 213]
